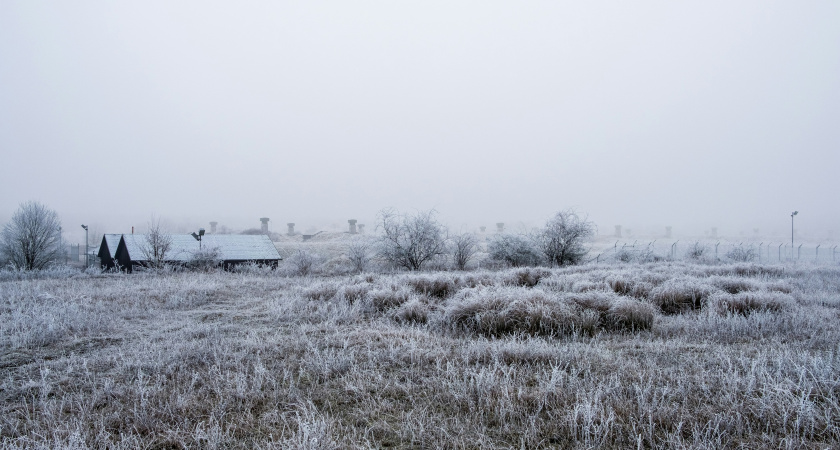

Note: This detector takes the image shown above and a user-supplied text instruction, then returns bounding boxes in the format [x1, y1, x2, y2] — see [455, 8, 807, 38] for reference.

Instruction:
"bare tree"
[140, 217, 172, 269]
[534, 209, 595, 266]
[346, 236, 374, 273]
[450, 232, 479, 270]
[377, 208, 448, 271]
[0, 201, 63, 270]
[488, 233, 543, 267]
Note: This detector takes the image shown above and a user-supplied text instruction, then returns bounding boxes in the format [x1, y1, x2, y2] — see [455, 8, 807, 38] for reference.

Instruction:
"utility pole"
[791, 211, 798, 260]
[81, 225, 89, 267]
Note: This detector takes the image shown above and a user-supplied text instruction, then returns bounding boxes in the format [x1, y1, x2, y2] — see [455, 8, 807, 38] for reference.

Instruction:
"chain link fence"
[590, 240, 839, 265]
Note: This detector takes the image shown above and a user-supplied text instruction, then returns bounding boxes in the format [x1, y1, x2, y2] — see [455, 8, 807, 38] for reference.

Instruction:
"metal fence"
[591, 240, 840, 265]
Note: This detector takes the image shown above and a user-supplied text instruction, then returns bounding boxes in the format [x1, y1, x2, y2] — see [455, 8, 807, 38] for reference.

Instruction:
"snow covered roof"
[119, 234, 281, 262]
[98, 234, 122, 259]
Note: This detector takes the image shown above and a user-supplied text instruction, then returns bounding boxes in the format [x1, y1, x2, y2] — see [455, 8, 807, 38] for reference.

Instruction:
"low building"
[107, 234, 282, 272]
[96, 234, 122, 270]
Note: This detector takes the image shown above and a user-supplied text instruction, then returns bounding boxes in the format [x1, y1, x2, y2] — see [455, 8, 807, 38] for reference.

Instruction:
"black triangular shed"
[97, 234, 122, 270]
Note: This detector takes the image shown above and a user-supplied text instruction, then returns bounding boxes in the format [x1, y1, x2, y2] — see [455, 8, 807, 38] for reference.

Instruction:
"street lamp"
[791, 211, 798, 260]
[81, 225, 89, 267]
[191, 228, 206, 250]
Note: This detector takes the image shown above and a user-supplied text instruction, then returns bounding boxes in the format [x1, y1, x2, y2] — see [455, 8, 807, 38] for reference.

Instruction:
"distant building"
[99, 234, 282, 272]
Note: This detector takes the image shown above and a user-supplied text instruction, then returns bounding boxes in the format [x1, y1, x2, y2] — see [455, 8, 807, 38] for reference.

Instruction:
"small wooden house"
[96, 234, 123, 270]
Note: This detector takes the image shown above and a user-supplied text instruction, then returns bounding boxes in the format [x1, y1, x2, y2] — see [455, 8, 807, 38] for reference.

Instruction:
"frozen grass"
[1, 263, 840, 448]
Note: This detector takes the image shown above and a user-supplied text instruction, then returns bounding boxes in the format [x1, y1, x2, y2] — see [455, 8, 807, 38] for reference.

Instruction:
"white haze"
[1, 1, 838, 244]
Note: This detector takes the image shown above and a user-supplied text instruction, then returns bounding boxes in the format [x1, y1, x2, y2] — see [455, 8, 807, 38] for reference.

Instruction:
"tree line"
[0, 201, 596, 272]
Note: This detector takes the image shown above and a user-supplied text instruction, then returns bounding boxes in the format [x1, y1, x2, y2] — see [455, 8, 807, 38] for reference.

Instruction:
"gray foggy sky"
[2, 1, 838, 243]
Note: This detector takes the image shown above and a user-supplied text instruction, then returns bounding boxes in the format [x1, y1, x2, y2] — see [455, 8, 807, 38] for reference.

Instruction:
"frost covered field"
[1, 263, 840, 449]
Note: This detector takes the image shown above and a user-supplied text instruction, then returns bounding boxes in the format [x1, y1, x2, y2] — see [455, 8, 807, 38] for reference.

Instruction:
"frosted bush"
[391, 298, 430, 324]
[502, 267, 553, 288]
[366, 287, 411, 311]
[605, 297, 656, 331]
[649, 278, 718, 314]
[709, 291, 794, 316]
[443, 287, 580, 337]
[402, 273, 463, 299]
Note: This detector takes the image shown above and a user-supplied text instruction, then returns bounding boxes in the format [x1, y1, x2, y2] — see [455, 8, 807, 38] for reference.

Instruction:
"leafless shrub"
[346, 237, 375, 273]
[488, 233, 543, 267]
[727, 246, 757, 262]
[187, 246, 222, 271]
[376, 208, 448, 271]
[450, 232, 479, 270]
[287, 249, 319, 276]
[615, 248, 634, 263]
[230, 261, 275, 275]
[318, 255, 354, 276]
[685, 241, 708, 261]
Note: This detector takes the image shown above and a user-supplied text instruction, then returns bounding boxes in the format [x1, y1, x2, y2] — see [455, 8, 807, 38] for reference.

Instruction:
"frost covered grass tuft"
[1, 263, 840, 448]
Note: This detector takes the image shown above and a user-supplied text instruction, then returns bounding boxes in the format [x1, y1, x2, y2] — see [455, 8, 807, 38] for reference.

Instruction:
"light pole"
[191, 228, 206, 250]
[81, 225, 89, 267]
[791, 211, 798, 260]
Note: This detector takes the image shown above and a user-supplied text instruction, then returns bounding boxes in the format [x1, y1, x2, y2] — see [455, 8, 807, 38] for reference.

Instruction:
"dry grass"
[1, 262, 839, 448]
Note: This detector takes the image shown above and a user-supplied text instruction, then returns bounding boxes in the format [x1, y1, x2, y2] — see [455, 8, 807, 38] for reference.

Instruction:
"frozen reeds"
[1, 263, 839, 448]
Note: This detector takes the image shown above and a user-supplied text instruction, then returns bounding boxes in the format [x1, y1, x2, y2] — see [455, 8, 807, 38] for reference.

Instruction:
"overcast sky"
[1, 1, 838, 243]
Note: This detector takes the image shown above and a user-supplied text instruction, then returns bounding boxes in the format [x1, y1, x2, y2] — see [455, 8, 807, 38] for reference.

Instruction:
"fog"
[2, 1, 838, 244]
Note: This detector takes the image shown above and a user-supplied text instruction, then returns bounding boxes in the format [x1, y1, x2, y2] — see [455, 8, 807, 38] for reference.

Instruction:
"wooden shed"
[96, 234, 122, 270]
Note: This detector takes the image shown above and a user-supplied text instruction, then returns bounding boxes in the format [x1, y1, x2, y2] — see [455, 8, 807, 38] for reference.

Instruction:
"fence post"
[798, 244, 802, 260]
[715, 242, 720, 260]
[778, 243, 783, 261]
[816, 244, 820, 262]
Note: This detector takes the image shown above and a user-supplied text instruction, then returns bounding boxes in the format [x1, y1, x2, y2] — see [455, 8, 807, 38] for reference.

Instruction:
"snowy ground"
[1, 261, 839, 448]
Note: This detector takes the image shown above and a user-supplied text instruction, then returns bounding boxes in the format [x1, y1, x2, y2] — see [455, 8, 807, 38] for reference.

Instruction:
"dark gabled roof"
[97, 234, 121, 259]
[117, 234, 281, 262]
